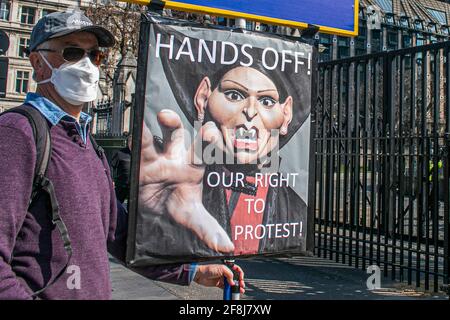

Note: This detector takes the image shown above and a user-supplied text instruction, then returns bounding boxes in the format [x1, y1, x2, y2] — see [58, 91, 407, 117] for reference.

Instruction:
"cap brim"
[50, 25, 115, 48]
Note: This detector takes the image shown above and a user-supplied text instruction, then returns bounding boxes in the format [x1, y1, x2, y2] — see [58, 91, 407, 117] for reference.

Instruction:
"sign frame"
[121, 0, 359, 37]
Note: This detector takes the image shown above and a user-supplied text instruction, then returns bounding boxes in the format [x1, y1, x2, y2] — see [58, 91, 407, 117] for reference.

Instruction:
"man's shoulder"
[0, 104, 35, 139]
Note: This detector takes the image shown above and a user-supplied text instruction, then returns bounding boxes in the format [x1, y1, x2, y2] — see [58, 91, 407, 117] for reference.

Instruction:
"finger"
[232, 265, 245, 280]
[141, 121, 158, 161]
[232, 265, 245, 285]
[157, 109, 186, 157]
[190, 121, 225, 165]
[201, 121, 224, 149]
[167, 199, 235, 253]
[231, 265, 246, 291]
[222, 265, 235, 286]
[189, 209, 235, 253]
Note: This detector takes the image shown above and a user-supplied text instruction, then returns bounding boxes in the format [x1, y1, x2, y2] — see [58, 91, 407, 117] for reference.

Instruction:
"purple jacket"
[0, 107, 192, 300]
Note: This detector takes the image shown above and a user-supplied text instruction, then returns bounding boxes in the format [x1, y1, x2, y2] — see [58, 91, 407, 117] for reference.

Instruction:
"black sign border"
[126, 12, 318, 266]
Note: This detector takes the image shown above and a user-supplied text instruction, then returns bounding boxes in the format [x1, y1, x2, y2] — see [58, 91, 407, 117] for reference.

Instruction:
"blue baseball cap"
[28, 10, 115, 53]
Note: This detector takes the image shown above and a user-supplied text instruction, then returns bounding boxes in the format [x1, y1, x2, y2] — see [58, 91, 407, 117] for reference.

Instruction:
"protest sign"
[126, 14, 316, 265]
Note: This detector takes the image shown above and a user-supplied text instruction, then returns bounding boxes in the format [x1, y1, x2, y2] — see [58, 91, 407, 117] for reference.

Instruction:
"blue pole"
[223, 259, 240, 300]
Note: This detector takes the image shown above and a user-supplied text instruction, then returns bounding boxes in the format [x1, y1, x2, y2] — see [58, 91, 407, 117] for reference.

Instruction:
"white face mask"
[37, 52, 99, 106]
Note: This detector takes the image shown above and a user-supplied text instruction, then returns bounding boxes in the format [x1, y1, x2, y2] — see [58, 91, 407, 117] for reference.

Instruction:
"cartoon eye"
[259, 96, 277, 107]
[224, 90, 245, 102]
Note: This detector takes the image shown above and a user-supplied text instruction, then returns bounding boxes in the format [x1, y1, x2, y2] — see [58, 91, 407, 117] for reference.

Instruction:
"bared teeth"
[235, 127, 257, 141]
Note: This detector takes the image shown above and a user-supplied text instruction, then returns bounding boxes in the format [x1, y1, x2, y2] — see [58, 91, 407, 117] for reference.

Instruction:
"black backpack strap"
[31, 176, 72, 297]
[0, 105, 72, 298]
[89, 132, 105, 160]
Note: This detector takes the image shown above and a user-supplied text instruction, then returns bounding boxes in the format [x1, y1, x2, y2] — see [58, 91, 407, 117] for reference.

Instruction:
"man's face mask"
[37, 51, 100, 106]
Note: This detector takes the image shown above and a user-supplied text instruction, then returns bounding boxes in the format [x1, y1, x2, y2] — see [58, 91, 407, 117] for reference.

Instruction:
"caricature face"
[197, 66, 293, 164]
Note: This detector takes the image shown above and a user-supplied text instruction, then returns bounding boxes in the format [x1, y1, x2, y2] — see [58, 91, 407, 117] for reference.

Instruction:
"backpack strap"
[89, 132, 105, 160]
[31, 175, 72, 297]
[0, 105, 72, 298]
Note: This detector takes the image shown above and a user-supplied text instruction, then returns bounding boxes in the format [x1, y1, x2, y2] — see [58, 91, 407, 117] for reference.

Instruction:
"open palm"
[138, 109, 234, 253]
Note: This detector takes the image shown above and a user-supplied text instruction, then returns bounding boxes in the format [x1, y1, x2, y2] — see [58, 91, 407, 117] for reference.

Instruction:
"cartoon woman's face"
[206, 67, 292, 164]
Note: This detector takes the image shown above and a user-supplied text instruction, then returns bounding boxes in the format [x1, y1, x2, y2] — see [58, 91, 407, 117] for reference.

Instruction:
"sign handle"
[222, 259, 240, 300]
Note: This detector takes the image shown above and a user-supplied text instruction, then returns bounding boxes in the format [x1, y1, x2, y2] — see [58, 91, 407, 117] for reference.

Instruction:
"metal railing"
[315, 41, 450, 292]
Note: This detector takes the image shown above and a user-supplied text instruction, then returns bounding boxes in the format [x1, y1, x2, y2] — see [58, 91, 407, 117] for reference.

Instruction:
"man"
[111, 133, 132, 205]
[0, 10, 244, 300]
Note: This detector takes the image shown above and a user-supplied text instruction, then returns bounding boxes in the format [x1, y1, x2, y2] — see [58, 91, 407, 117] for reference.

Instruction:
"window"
[319, 34, 333, 62]
[18, 38, 29, 58]
[375, 0, 393, 13]
[337, 37, 350, 59]
[15, 70, 29, 94]
[400, 16, 409, 28]
[385, 13, 395, 25]
[387, 31, 398, 50]
[416, 34, 425, 46]
[355, 38, 367, 56]
[371, 30, 382, 52]
[0, 1, 10, 21]
[41, 8, 55, 18]
[427, 8, 447, 25]
[0, 57, 7, 98]
[355, 26, 367, 56]
[217, 17, 227, 26]
[402, 32, 412, 48]
[428, 23, 437, 33]
[414, 19, 423, 30]
[21, 6, 36, 24]
[416, 34, 425, 62]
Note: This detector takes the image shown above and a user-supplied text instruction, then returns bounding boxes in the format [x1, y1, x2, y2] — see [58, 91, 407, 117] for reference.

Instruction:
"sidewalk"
[109, 255, 449, 300]
[109, 256, 178, 300]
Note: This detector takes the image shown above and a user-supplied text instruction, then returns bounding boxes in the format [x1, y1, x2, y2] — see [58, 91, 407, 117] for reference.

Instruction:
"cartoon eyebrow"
[220, 80, 278, 94]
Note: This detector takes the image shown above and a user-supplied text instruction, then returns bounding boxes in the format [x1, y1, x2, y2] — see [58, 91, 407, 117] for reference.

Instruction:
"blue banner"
[167, 0, 358, 35]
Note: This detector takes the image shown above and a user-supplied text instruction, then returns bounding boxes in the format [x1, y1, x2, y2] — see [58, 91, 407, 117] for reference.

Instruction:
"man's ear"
[280, 96, 293, 135]
[194, 76, 212, 118]
[29, 52, 45, 82]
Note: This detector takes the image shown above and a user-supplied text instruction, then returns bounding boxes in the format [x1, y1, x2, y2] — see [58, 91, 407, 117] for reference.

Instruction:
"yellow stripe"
[118, 0, 359, 37]
[120, 0, 151, 5]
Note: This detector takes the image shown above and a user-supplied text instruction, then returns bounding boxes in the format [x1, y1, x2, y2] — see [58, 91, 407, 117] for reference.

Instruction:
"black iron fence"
[90, 99, 128, 164]
[92, 99, 113, 135]
[315, 41, 450, 292]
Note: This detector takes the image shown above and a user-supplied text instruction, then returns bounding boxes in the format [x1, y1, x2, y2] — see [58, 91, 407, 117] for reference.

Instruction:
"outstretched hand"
[138, 109, 234, 253]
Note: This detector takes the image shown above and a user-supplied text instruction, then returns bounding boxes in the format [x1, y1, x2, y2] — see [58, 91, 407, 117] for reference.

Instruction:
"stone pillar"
[112, 51, 137, 135]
